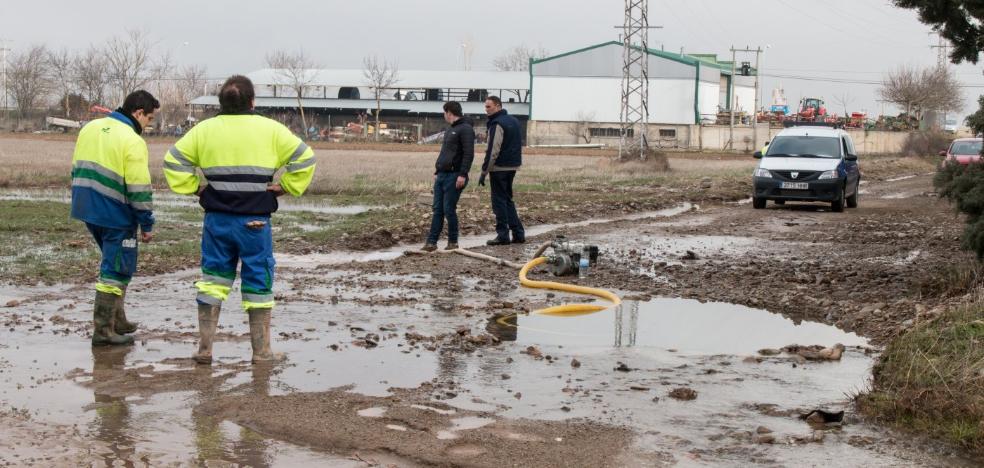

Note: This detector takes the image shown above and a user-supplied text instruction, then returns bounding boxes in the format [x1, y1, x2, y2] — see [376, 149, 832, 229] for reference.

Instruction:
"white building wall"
[532, 76, 696, 124]
[698, 82, 720, 122]
[733, 85, 756, 113]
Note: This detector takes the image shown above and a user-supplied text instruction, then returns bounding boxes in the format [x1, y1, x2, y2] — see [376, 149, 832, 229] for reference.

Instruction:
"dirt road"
[1, 173, 979, 466]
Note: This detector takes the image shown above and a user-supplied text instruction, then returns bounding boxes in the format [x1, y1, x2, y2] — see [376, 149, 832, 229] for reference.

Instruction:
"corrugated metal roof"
[532, 41, 755, 76]
[246, 69, 529, 90]
[188, 96, 530, 116]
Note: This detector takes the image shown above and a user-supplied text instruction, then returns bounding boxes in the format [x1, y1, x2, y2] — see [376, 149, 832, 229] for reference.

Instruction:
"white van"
[752, 125, 861, 212]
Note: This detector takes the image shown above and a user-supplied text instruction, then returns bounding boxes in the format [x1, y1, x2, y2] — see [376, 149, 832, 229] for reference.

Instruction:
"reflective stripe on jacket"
[70, 112, 155, 232]
[163, 114, 316, 215]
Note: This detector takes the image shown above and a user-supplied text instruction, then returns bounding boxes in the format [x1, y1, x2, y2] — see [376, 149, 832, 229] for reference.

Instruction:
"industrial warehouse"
[187, 41, 761, 149]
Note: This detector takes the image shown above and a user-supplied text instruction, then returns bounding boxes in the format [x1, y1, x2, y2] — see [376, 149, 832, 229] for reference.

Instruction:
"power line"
[761, 72, 984, 88]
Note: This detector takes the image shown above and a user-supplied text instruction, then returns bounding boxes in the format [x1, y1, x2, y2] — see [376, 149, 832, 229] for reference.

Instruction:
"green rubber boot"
[193, 303, 221, 365]
[248, 308, 285, 364]
[92, 291, 134, 347]
[113, 290, 138, 335]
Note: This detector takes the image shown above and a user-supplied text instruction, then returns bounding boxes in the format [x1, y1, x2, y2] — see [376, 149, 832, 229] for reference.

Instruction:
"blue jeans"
[427, 172, 466, 244]
[196, 212, 276, 310]
[490, 171, 524, 241]
[86, 223, 138, 295]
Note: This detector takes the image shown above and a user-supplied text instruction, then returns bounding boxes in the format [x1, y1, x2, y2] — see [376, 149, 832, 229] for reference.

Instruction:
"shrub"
[902, 130, 953, 157]
[936, 162, 984, 258]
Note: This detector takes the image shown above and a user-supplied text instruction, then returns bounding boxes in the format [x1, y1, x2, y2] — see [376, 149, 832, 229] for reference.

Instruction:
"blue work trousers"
[196, 212, 275, 310]
[86, 223, 138, 295]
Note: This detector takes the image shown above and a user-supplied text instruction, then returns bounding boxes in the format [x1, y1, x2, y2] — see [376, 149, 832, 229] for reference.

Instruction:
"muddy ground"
[1, 165, 981, 465]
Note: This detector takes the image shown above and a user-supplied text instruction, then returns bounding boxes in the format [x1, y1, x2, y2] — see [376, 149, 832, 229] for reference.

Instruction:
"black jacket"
[435, 117, 475, 178]
[482, 109, 522, 171]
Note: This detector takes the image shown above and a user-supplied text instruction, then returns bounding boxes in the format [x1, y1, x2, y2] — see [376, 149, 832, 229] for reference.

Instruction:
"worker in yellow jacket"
[71, 91, 159, 346]
[164, 75, 315, 364]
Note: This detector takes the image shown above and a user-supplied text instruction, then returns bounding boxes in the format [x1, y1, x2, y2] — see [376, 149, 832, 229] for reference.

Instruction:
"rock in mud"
[801, 409, 844, 426]
[681, 250, 699, 261]
[756, 426, 773, 434]
[782, 343, 845, 361]
[668, 387, 698, 401]
[757, 348, 781, 356]
[522, 346, 544, 359]
[4, 300, 19, 308]
[614, 362, 632, 372]
[571, 358, 581, 368]
[754, 434, 776, 444]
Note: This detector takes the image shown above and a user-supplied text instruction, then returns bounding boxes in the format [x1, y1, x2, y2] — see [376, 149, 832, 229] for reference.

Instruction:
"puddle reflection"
[491, 298, 867, 354]
[90, 347, 136, 465]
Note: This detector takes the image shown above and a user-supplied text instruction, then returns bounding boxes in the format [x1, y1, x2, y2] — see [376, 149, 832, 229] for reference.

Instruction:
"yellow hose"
[518, 257, 622, 316]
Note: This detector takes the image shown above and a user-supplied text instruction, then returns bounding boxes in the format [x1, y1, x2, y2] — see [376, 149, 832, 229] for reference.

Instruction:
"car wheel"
[752, 197, 766, 209]
[846, 181, 859, 208]
[831, 186, 845, 212]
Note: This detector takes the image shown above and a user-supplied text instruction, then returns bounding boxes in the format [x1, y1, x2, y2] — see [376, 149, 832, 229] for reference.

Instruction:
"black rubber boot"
[248, 308, 285, 364]
[92, 291, 134, 347]
[193, 303, 221, 365]
[113, 290, 137, 335]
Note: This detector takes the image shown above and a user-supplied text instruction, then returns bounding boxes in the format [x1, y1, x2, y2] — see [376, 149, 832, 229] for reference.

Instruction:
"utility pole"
[728, 46, 763, 152]
[728, 47, 735, 151]
[930, 32, 950, 129]
[752, 47, 762, 153]
[615, 0, 662, 161]
[0, 39, 10, 124]
[929, 32, 949, 70]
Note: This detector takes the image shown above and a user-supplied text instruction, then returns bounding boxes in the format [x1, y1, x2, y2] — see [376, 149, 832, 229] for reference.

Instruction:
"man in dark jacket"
[422, 101, 475, 251]
[478, 96, 524, 245]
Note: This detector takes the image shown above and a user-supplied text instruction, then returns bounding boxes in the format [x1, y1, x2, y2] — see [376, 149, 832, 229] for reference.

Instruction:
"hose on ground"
[519, 256, 621, 316]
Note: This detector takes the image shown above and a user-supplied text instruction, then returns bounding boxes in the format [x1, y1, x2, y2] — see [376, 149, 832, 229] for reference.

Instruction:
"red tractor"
[797, 97, 827, 122]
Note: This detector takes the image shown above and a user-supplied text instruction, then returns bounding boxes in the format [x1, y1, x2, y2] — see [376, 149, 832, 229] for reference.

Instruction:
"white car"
[752, 125, 862, 212]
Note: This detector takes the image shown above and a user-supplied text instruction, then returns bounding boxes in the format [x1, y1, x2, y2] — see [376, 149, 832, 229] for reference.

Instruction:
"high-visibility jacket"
[163, 113, 316, 214]
[70, 112, 155, 232]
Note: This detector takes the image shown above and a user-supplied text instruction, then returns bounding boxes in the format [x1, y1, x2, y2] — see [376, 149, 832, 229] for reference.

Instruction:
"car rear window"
[951, 140, 983, 155]
[766, 136, 841, 158]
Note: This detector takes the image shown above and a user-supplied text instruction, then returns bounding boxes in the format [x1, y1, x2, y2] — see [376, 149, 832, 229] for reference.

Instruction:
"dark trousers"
[490, 171, 524, 241]
[427, 172, 466, 244]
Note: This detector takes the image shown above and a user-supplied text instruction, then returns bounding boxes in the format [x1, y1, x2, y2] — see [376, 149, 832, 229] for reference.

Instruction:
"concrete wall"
[528, 120, 915, 155]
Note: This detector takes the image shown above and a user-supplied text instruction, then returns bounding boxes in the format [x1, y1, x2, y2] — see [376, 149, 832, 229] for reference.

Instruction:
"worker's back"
[71, 114, 153, 230]
[166, 113, 313, 215]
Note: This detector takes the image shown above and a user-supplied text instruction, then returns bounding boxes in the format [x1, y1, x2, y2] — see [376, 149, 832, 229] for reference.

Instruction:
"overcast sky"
[3, 0, 982, 121]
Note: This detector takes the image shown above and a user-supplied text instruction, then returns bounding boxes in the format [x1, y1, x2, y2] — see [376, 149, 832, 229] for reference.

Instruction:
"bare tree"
[149, 52, 174, 131]
[7, 45, 50, 121]
[74, 46, 109, 108]
[832, 92, 854, 117]
[879, 65, 964, 120]
[567, 110, 596, 144]
[47, 48, 75, 118]
[266, 49, 319, 137]
[362, 55, 399, 141]
[492, 44, 550, 71]
[104, 30, 155, 104]
[175, 64, 207, 120]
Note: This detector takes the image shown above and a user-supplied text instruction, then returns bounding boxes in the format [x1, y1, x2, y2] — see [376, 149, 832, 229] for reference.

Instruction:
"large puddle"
[507, 298, 867, 355]
[0, 252, 974, 466]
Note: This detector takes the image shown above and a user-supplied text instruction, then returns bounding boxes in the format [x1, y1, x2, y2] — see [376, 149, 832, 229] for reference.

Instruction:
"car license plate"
[780, 182, 809, 190]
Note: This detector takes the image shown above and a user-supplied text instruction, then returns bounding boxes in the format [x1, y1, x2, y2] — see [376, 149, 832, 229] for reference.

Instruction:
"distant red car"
[940, 138, 983, 166]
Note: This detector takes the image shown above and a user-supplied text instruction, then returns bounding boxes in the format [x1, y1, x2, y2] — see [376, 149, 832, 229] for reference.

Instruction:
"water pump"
[544, 236, 599, 276]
